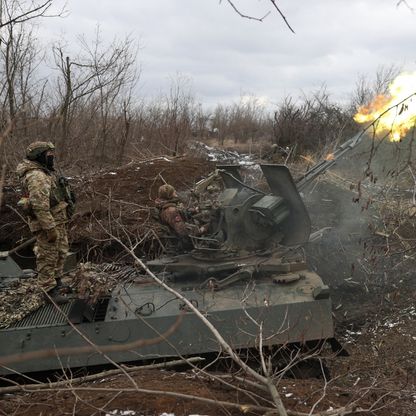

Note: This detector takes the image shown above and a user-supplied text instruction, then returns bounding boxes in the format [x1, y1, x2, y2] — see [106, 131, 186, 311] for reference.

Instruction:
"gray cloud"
[37, 0, 416, 107]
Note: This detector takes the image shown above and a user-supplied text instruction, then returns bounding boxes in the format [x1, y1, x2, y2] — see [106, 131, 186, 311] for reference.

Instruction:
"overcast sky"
[37, 0, 416, 108]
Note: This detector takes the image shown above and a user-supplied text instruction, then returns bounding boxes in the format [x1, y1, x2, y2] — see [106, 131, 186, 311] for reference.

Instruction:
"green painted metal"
[0, 163, 339, 375]
[0, 270, 332, 374]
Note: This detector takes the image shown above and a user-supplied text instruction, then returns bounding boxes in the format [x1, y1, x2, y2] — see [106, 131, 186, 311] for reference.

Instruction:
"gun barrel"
[296, 131, 364, 192]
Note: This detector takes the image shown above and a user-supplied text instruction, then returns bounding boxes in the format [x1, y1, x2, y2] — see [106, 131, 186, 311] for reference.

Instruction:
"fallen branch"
[0, 356, 205, 395]
[3, 385, 275, 414]
[2, 384, 381, 416]
[109, 234, 289, 416]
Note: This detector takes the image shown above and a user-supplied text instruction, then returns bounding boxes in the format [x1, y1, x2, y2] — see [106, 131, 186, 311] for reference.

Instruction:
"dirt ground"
[0, 149, 415, 416]
[1, 300, 414, 416]
[0, 155, 214, 259]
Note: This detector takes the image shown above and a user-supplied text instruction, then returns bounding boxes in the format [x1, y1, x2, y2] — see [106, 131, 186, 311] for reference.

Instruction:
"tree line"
[0, 0, 398, 173]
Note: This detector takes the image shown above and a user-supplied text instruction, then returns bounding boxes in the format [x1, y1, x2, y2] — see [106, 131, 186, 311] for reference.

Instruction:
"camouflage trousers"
[33, 223, 69, 292]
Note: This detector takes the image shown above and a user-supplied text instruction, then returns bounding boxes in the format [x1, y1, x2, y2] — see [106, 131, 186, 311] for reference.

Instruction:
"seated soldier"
[155, 184, 207, 244]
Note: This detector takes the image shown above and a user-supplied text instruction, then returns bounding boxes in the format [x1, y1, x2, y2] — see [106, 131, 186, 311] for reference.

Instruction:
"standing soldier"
[16, 141, 74, 304]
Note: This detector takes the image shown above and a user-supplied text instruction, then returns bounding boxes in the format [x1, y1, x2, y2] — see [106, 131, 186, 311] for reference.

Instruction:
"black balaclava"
[37, 151, 55, 171]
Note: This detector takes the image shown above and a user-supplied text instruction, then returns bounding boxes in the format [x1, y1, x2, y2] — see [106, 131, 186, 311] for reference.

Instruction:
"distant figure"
[265, 143, 290, 163]
[155, 184, 207, 247]
[16, 141, 75, 304]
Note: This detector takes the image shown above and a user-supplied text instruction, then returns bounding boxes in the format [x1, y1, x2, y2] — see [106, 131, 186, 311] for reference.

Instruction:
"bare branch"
[0, 164, 5, 212]
[0, 357, 205, 395]
[397, 0, 415, 12]
[0, 119, 14, 213]
[269, 0, 295, 33]
[225, 0, 271, 22]
[224, 0, 295, 33]
[0, 0, 64, 29]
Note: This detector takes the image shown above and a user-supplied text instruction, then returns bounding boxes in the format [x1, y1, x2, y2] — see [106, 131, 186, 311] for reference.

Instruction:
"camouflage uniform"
[156, 199, 198, 237]
[155, 184, 202, 238]
[16, 142, 69, 292]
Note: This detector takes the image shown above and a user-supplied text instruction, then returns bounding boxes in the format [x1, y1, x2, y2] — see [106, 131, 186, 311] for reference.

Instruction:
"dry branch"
[0, 357, 205, 395]
[224, 0, 295, 33]
[0, 1, 56, 29]
[109, 234, 290, 415]
[0, 164, 5, 212]
[7, 385, 276, 414]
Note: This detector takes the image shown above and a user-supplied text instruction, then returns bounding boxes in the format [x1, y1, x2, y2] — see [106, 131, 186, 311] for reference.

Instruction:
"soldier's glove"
[46, 227, 58, 243]
[199, 225, 208, 235]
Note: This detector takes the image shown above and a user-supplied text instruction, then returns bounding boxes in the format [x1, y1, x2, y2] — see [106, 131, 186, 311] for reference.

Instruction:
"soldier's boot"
[44, 287, 69, 305]
[55, 277, 72, 294]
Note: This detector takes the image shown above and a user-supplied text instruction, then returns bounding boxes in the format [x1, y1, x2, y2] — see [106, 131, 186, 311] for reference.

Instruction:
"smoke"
[303, 130, 416, 298]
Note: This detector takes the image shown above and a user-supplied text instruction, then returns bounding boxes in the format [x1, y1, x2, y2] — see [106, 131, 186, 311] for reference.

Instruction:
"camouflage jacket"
[155, 198, 200, 237]
[16, 160, 68, 232]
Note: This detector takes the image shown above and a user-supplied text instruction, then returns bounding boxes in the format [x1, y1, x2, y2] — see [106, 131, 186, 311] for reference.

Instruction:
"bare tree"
[350, 65, 401, 111]
[0, 21, 43, 131]
[152, 75, 196, 156]
[52, 31, 139, 161]
[81, 29, 138, 165]
[116, 94, 134, 164]
[272, 87, 356, 157]
[0, 0, 64, 30]
[211, 104, 230, 145]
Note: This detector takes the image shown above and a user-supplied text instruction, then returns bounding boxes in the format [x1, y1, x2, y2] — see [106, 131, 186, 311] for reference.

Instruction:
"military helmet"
[26, 141, 55, 160]
[158, 184, 176, 200]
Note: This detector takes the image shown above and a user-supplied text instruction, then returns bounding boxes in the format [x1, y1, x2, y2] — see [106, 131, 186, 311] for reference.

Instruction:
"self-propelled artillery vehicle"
[0, 133, 364, 376]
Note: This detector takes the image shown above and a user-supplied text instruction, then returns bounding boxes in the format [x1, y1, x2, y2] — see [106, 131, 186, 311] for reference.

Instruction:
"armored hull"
[0, 267, 332, 375]
[1, 162, 348, 376]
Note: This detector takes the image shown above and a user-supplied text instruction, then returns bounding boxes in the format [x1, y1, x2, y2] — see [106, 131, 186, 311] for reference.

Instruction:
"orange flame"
[354, 72, 416, 142]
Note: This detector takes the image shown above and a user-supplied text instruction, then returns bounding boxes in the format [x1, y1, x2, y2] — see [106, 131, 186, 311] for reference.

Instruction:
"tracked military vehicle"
[0, 133, 363, 376]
